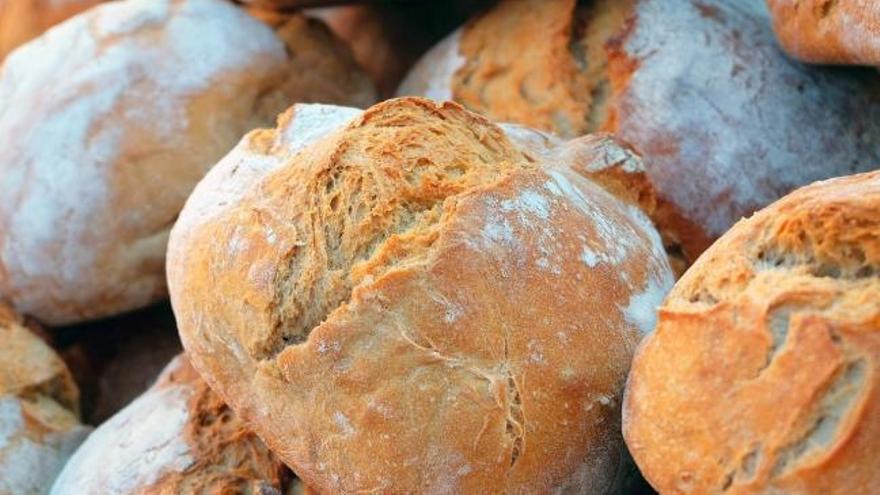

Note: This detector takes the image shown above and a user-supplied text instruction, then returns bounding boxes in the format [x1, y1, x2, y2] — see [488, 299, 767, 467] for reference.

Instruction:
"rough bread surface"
[168, 97, 673, 493]
[397, 0, 880, 262]
[767, 0, 880, 65]
[0, 0, 104, 61]
[52, 355, 290, 494]
[0, 304, 91, 494]
[0, 0, 375, 325]
[623, 170, 880, 493]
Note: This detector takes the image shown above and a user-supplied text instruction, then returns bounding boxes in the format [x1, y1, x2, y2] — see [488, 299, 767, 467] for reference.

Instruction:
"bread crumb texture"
[0, 0, 374, 325]
[767, 0, 880, 65]
[51, 355, 289, 494]
[0, 304, 90, 494]
[624, 171, 880, 494]
[398, 0, 880, 263]
[168, 97, 673, 493]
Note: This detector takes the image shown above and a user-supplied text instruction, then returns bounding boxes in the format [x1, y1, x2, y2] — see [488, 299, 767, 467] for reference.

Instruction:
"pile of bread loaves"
[0, 0, 877, 493]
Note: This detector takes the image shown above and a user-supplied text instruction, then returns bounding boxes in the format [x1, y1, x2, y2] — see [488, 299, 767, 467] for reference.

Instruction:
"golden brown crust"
[623, 170, 880, 493]
[0, 0, 104, 61]
[453, 0, 633, 138]
[169, 97, 674, 492]
[767, 0, 880, 66]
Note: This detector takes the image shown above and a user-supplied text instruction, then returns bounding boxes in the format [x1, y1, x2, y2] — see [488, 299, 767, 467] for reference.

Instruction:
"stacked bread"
[0, 0, 877, 492]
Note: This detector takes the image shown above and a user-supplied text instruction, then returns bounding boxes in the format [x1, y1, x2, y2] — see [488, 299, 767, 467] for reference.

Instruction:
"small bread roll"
[52, 355, 292, 494]
[0, 304, 91, 493]
[0, 0, 104, 61]
[168, 97, 674, 492]
[768, 0, 880, 66]
[397, 0, 880, 262]
[623, 171, 880, 493]
[0, 0, 375, 325]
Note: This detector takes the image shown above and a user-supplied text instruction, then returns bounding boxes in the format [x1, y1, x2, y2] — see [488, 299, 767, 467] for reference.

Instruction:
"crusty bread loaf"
[0, 0, 375, 326]
[52, 354, 292, 494]
[768, 0, 880, 65]
[0, 303, 91, 494]
[0, 0, 104, 61]
[397, 0, 880, 262]
[623, 170, 880, 493]
[168, 97, 674, 492]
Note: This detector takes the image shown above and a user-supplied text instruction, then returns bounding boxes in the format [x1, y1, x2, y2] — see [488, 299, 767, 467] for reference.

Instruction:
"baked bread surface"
[169, 97, 674, 493]
[624, 170, 880, 493]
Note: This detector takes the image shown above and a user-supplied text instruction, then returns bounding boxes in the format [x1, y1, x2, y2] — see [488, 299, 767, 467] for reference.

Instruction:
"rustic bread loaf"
[397, 0, 880, 262]
[0, 304, 91, 494]
[168, 97, 674, 493]
[623, 170, 880, 493]
[52, 354, 293, 494]
[0, 0, 375, 326]
[0, 0, 104, 61]
[767, 0, 880, 65]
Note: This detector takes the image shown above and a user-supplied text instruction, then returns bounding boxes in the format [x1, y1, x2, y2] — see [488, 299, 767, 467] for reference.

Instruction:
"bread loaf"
[167, 97, 674, 492]
[0, 303, 90, 494]
[768, 0, 880, 65]
[623, 170, 880, 493]
[397, 0, 880, 262]
[52, 355, 292, 494]
[0, 0, 375, 325]
[0, 0, 104, 61]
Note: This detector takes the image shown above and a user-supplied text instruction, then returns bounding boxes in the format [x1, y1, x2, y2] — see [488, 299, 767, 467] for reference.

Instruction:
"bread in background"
[0, 303, 91, 494]
[398, 0, 880, 263]
[0, 0, 375, 325]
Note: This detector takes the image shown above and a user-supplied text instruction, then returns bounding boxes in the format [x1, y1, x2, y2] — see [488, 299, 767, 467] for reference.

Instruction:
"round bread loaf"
[767, 0, 880, 66]
[52, 354, 293, 494]
[0, 0, 375, 325]
[168, 97, 674, 492]
[623, 170, 880, 493]
[0, 0, 104, 61]
[0, 303, 91, 493]
[397, 0, 880, 262]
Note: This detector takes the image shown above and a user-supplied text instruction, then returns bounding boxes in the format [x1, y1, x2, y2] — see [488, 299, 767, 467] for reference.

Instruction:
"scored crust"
[168, 97, 673, 492]
[0, 0, 374, 326]
[52, 355, 291, 493]
[767, 0, 880, 66]
[397, 0, 880, 263]
[0, 304, 91, 494]
[623, 170, 880, 493]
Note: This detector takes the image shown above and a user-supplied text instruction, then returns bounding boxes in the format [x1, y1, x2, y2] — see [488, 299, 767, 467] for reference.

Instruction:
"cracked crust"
[398, 0, 880, 263]
[767, 0, 880, 66]
[0, 0, 375, 325]
[623, 170, 880, 493]
[52, 355, 292, 494]
[168, 97, 674, 492]
[0, 0, 104, 61]
[0, 303, 91, 494]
